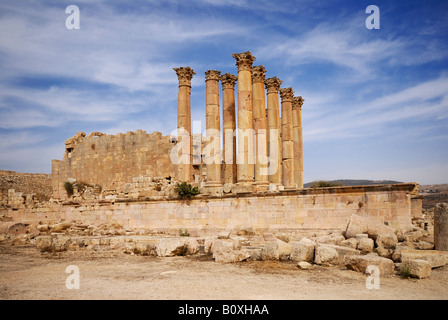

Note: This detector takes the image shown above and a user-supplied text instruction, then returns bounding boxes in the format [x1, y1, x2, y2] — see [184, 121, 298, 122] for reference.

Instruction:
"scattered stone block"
[398, 230, 424, 242]
[290, 238, 315, 262]
[435, 203, 448, 251]
[400, 259, 432, 279]
[297, 261, 312, 270]
[414, 241, 434, 250]
[376, 234, 398, 249]
[156, 238, 187, 257]
[314, 244, 359, 265]
[213, 240, 250, 263]
[345, 214, 396, 240]
[341, 238, 358, 249]
[344, 254, 395, 276]
[358, 237, 374, 253]
[401, 250, 448, 268]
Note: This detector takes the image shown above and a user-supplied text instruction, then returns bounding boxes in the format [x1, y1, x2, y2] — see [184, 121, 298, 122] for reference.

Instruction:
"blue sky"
[0, 0, 447, 184]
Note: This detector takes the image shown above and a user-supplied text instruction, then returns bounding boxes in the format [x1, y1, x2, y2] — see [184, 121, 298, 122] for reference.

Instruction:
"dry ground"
[0, 245, 447, 300]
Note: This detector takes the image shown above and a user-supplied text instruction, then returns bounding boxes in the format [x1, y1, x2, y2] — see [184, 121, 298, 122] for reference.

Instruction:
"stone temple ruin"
[1, 51, 447, 279]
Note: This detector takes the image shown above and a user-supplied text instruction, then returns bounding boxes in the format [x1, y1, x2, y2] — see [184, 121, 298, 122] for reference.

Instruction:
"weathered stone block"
[400, 259, 431, 279]
[401, 250, 448, 268]
[376, 234, 398, 249]
[314, 244, 360, 265]
[344, 254, 395, 276]
[358, 237, 374, 253]
[156, 238, 187, 257]
[290, 238, 315, 262]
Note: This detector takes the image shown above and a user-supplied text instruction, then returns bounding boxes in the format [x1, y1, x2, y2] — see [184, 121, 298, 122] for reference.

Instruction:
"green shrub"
[177, 182, 199, 198]
[310, 180, 344, 188]
[400, 265, 411, 279]
[179, 229, 190, 237]
[64, 181, 74, 197]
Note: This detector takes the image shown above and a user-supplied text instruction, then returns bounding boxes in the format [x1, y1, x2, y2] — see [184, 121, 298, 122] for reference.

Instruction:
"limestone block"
[398, 230, 424, 242]
[341, 238, 359, 249]
[185, 238, 200, 255]
[400, 259, 432, 279]
[358, 238, 374, 253]
[0, 222, 26, 235]
[213, 239, 250, 263]
[391, 244, 413, 262]
[51, 236, 72, 252]
[345, 214, 396, 240]
[314, 234, 345, 246]
[344, 254, 395, 276]
[156, 238, 187, 257]
[297, 261, 313, 270]
[290, 238, 315, 262]
[315, 244, 360, 265]
[401, 250, 448, 268]
[35, 236, 52, 251]
[376, 234, 398, 249]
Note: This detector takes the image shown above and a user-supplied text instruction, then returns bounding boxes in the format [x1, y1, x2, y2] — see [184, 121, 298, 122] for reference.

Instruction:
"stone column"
[252, 65, 269, 187]
[232, 51, 256, 184]
[264, 77, 283, 185]
[220, 72, 238, 185]
[435, 203, 448, 251]
[173, 66, 195, 182]
[204, 70, 222, 186]
[279, 87, 295, 189]
[292, 96, 304, 189]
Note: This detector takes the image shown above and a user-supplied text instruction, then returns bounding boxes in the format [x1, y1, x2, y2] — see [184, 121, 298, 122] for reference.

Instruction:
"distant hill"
[304, 179, 403, 188]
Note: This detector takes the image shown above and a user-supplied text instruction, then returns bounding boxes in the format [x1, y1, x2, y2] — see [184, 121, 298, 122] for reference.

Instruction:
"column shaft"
[280, 87, 295, 189]
[232, 51, 256, 183]
[292, 96, 304, 189]
[205, 70, 222, 185]
[252, 65, 269, 185]
[264, 77, 283, 185]
[221, 73, 238, 184]
[174, 67, 195, 182]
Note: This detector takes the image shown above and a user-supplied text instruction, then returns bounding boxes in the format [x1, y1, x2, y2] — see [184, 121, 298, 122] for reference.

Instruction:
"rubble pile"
[0, 210, 446, 280]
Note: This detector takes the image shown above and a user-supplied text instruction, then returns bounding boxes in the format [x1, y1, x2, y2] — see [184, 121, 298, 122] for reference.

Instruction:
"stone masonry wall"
[6, 184, 418, 236]
[52, 130, 178, 200]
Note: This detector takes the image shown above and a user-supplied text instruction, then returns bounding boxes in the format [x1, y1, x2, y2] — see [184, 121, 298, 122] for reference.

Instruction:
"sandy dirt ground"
[0, 245, 447, 300]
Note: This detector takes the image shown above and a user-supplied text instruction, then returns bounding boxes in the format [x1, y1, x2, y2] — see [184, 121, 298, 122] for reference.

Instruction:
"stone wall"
[51, 130, 179, 200]
[4, 183, 419, 236]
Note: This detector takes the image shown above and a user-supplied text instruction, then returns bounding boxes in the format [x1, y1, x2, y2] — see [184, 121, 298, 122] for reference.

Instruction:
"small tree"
[177, 182, 199, 199]
[64, 181, 74, 197]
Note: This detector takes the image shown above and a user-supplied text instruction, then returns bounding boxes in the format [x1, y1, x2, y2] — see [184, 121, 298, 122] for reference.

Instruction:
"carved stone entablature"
[279, 87, 294, 102]
[220, 73, 238, 89]
[264, 76, 283, 94]
[251, 65, 266, 83]
[232, 51, 256, 72]
[292, 96, 305, 110]
[173, 66, 196, 87]
[205, 70, 221, 81]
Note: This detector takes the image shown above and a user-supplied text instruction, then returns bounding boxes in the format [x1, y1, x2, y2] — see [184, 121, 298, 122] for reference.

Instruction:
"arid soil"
[0, 245, 447, 300]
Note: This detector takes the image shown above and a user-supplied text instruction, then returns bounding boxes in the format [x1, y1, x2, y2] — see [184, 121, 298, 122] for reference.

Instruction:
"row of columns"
[173, 51, 304, 190]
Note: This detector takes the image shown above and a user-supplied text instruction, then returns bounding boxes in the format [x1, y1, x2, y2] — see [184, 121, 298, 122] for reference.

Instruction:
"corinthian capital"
[264, 77, 283, 94]
[220, 72, 238, 89]
[292, 96, 305, 109]
[251, 65, 266, 83]
[173, 66, 196, 87]
[279, 87, 294, 102]
[232, 51, 256, 72]
[205, 70, 221, 81]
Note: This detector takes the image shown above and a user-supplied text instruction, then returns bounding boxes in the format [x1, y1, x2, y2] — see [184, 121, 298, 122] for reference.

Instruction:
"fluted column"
[264, 77, 283, 185]
[221, 73, 238, 184]
[292, 96, 304, 189]
[279, 87, 295, 189]
[174, 66, 195, 182]
[204, 70, 222, 186]
[232, 51, 256, 184]
[252, 65, 269, 186]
